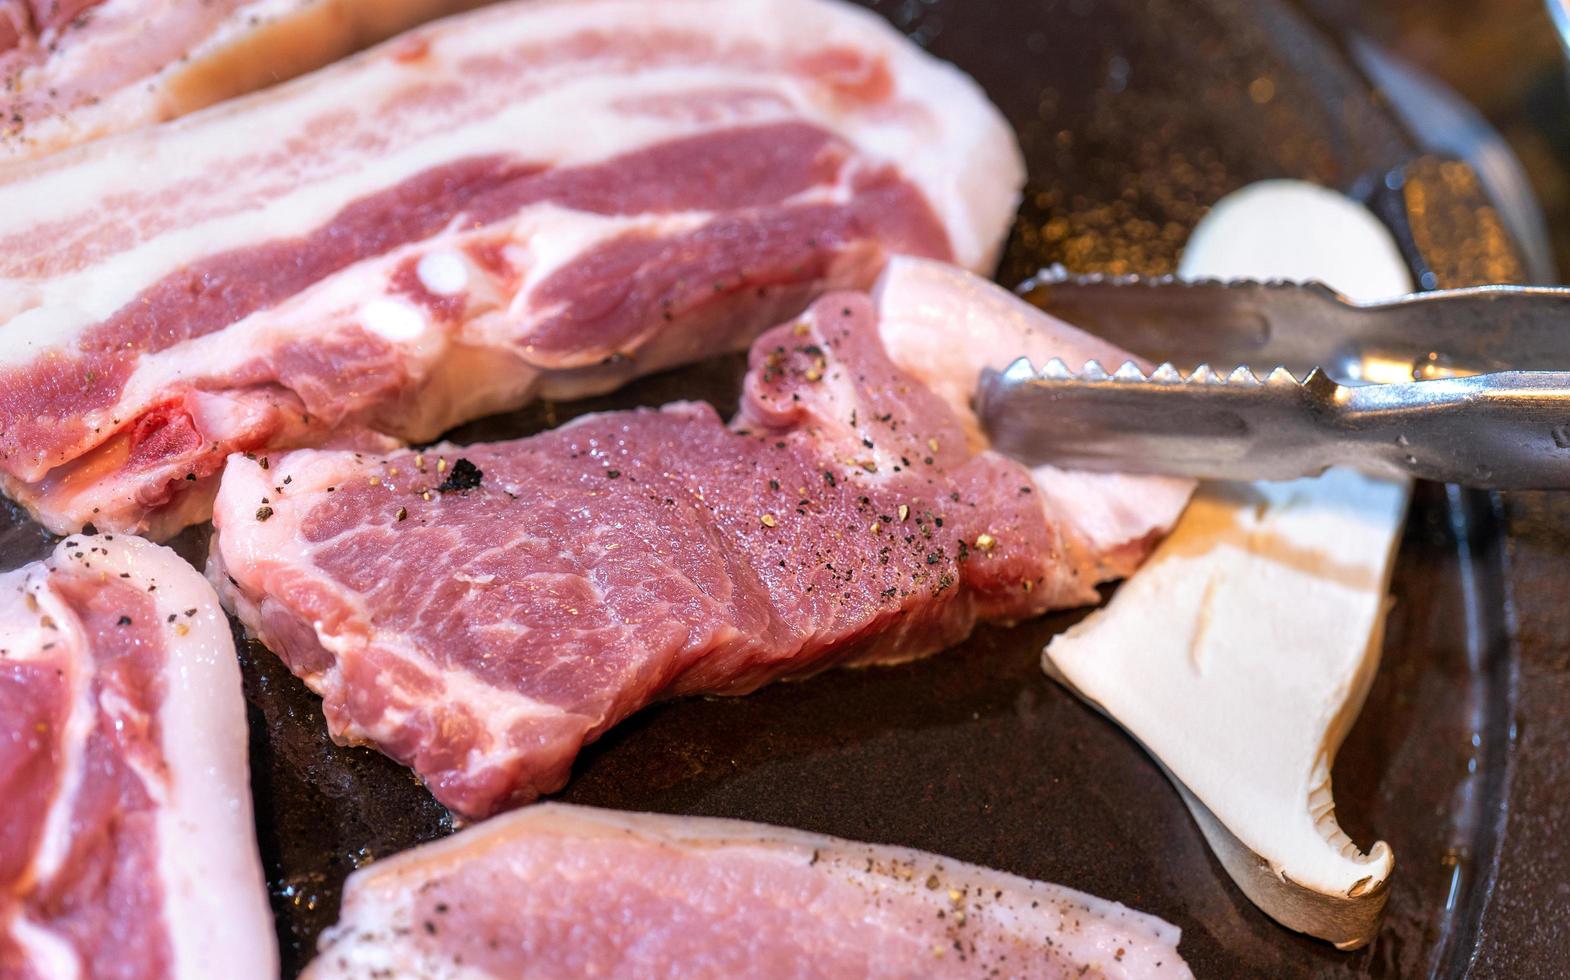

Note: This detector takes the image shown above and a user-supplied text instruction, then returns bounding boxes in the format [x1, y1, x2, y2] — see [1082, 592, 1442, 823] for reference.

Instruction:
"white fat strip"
[23, 578, 95, 889]
[8, 917, 82, 980]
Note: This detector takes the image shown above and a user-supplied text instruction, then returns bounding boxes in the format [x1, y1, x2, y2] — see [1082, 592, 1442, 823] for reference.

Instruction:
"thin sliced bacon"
[208, 259, 1190, 818]
[303, 803, 1192, 979]
[0, 0, 490, 163]
[0, 0, 1023, 538]
[0, 534, 275, 980]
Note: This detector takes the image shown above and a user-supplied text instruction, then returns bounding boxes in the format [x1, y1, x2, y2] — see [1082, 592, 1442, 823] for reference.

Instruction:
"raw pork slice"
[0, 534, 275, 979]
[0, 0, 489, 163]
[303, 803, 1192, 980]
[209, 259, 1191, 818]
[0, 0, 1022, 539]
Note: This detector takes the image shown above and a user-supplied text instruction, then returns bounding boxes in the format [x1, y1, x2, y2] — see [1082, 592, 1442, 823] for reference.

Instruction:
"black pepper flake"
[255, 506, 274, 522]
[437, 458, 484, 493]
[116, 615, 132, 626]
[259, 457, 270, 470]
[184, 472, 197, 482]
[81, 522, 98, 536]
[604, 469, 621, 480]
[396, 507, 408, 522]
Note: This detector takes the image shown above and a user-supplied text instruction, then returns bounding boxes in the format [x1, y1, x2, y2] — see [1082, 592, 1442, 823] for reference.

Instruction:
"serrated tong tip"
[981, 353, 1570, 489]
[1006, 356, 1308, 388]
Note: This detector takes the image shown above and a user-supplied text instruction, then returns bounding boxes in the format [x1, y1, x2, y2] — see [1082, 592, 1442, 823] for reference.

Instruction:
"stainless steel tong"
[976, 275, 1570, 489]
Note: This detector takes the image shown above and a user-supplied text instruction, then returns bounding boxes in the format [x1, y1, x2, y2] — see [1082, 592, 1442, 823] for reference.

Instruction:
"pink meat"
[209, 263, 1191, 819]
[0, 0, 1023, 539]
[0, 0, 489, 162]
[302, 803, 1193, 979]
[0, 0, 100, 55]
[0, 535, 275, 980]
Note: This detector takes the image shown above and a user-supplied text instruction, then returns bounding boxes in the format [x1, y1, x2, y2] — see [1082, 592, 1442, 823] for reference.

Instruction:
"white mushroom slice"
[1045, 178, 1414, 949]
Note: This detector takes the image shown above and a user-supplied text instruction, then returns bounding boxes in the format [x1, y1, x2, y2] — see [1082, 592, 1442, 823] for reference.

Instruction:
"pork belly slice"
[209, 259, 1191, 818]
[0, 0, 1022, 539]
[303, 803, 1191, 980]
[0, 534, 275, 979]
[0, 0, 489, 164]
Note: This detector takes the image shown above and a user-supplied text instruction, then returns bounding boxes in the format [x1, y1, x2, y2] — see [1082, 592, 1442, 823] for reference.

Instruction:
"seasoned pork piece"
[209, 259, 1191, 818]
[0, 534, 275, 980]
[0, 0, 1022, 538]
[0, 0, 489, 163]
[303, 803, 1192, 980]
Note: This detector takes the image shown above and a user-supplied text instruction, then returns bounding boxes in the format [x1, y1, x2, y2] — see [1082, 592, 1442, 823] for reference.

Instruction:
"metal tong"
[976, 275, 1570, 489]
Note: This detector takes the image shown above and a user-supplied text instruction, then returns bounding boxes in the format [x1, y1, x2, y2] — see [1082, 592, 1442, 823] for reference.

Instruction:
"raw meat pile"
[210, 258, 1189, 818]
[0, 0, 1020, 539]
[0, 1, 1197, 977]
